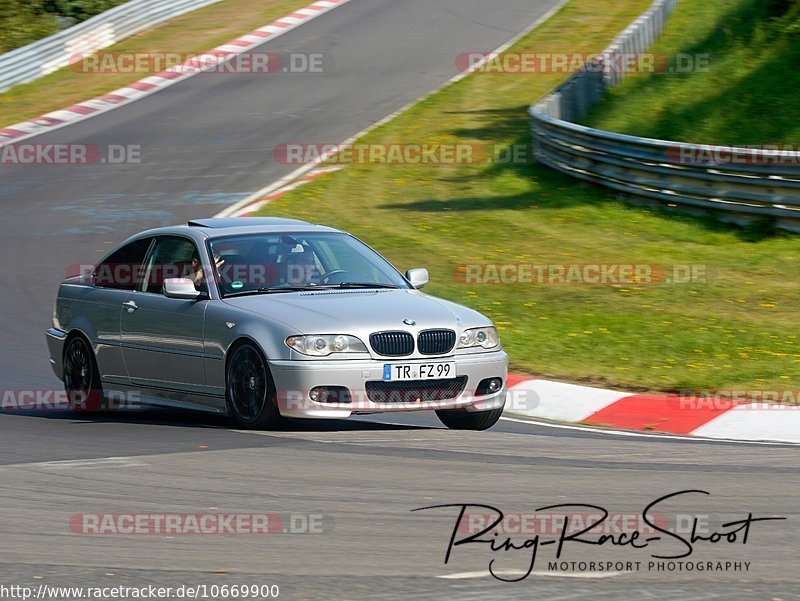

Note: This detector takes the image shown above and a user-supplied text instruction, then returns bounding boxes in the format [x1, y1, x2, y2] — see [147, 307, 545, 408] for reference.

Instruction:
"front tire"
[62, 335, 103, 412]
[226, 342, 283, 430]
[435, 405, 504, 431]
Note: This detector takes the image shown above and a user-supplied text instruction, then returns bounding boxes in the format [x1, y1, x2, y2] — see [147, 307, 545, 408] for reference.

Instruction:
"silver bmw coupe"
[46, 218, 508, 430]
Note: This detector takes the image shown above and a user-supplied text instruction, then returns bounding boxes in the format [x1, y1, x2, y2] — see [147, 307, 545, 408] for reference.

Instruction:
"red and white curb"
[0, 0, 353, 147]
[229, 167, 341, 217]
[505, 375, 800, 444]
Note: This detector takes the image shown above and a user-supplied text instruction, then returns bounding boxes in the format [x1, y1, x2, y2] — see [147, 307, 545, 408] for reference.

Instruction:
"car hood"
[221, 288, 490, 334]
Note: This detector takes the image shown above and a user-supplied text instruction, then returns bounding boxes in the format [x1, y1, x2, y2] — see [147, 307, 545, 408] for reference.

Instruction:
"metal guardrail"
[0, 0, 224, 93]
[529, 0, 800, 231]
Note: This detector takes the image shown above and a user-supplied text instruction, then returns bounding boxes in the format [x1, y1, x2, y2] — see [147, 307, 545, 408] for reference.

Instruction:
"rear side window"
[94, 237, 153, 290]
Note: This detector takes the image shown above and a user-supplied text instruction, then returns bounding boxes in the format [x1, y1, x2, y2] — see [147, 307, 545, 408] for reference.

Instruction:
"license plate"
[383, 362, 455, 381]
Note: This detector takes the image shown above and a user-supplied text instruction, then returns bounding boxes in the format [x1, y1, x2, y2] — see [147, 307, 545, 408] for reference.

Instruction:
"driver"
[284, 249, 319, 286]
[188, 252, 225, 288]
[188, 253, 203, 286]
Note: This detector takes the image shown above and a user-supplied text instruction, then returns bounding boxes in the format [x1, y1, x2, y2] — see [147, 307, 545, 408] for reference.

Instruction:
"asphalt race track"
[0, 1, 797, 599]
[0, 410, 797, 599]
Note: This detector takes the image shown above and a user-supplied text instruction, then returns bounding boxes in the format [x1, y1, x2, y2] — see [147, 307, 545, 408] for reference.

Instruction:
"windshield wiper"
[224, 283, 401, 297]
[331, 282, 402, 289]
[224, 285, 319, 297]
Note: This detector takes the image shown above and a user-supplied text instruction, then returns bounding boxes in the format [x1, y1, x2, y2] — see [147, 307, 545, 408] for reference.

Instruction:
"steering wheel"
[319, 269, 350, 284]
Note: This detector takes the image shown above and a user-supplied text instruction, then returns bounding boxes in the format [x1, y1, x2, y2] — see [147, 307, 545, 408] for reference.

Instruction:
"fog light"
[309, 386, 352, 404]
[476, 377, 503, 396]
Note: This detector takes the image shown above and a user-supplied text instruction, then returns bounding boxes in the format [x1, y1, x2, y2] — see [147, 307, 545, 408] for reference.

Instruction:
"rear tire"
[62, 335, 103, 413]
[435, 405, 504, 431]
[225, 342, 283, 430]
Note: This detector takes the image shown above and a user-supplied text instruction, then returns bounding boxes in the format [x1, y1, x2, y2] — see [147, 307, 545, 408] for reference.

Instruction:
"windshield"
[207, 232, 411, 297]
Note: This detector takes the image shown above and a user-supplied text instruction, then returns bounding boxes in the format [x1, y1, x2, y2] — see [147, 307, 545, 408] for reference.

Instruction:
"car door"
[89, 236, 155, 388]
[120, 235, 213, 403]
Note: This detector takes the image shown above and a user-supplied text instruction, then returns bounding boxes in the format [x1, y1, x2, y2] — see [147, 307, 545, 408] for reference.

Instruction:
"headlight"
[457, 326, 499, 350]
[286, 334, 368, 357]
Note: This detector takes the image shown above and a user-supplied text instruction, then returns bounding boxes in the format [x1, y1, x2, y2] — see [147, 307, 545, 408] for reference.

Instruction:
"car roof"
[133, 218, 343, 240]
[188, 217, 311, 228]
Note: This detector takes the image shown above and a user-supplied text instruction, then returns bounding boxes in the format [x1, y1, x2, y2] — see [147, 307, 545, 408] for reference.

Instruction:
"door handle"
[122, 300, 138, 312]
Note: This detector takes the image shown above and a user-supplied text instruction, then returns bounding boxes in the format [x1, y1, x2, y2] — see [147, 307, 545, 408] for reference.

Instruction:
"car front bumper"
[269, 350, 508, 418]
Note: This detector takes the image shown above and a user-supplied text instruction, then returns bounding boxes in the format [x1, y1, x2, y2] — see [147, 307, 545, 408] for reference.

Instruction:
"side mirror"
[163, 278, 202, 299]
[405, 268, 429, 289]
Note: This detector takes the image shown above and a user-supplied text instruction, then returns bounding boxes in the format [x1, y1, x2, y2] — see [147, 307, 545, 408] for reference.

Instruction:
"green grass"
[582, 0, 800, 144]
[255, 0, 800, 393]
[1, 1, 60, 53]
[0, 0, 312, 128]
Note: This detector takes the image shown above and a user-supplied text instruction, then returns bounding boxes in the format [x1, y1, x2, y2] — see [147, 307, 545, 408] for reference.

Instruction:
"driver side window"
[141, 236, 205, 295]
